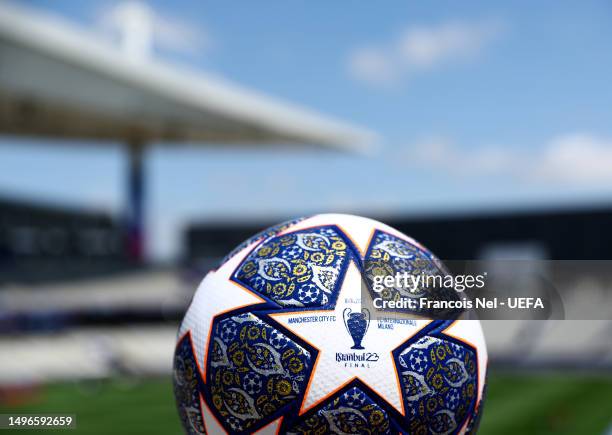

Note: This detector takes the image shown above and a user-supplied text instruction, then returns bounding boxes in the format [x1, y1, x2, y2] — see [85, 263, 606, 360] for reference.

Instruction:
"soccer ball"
[174, 214, 487, 434]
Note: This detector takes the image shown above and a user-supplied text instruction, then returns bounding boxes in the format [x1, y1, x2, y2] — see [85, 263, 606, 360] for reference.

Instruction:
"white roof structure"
[0, 2, 374, 150]
[0, 2, 374, 261]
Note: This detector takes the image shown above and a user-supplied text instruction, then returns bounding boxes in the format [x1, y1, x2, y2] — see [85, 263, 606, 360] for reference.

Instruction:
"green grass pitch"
[2, 372, 611, 434]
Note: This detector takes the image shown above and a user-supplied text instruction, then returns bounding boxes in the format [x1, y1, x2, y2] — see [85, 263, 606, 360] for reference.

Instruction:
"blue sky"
[2, 0, 612, 259]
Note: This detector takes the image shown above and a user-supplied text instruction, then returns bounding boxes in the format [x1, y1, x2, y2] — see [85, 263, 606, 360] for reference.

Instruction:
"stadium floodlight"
[0, 2, 375, 261]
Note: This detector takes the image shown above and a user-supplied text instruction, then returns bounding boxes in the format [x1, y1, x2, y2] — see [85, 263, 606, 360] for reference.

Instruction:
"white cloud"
[408, 137, 518, 176]
[349, 47, 398, 86]
[97, 1, 209, 58]
[537, 134, 612, 183]
[399, 21, 500, 68]
[348, 19, 504, 86]
[402, 133, 612, 185]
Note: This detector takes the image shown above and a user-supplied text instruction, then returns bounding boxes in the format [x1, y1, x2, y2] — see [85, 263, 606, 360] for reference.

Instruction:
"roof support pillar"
[126, 139, 146, 263]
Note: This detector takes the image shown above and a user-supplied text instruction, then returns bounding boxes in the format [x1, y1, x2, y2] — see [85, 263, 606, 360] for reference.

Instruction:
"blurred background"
[1, 1, 611, 433]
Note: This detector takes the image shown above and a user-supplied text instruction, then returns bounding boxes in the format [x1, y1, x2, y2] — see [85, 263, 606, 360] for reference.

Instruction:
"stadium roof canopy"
[0, 2, 373, 149]
[0, 2, 374, 261]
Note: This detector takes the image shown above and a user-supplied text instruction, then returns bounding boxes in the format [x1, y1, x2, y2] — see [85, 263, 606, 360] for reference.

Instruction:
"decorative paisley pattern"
[364, 231, 460, 317]
[220, 217, 306, 266]
[234, 226, 349, 308]
[464, 383, 486, 434]
[208, 313, 312, 432]
[286, 387, 391, 435]
[173, 334, 206, 435]
[397, 335, 478, 435]
[175, 222, 485, 434]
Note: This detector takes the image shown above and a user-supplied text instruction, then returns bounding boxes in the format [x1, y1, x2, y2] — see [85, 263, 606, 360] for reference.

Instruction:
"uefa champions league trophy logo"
[342, 308, 370, 349]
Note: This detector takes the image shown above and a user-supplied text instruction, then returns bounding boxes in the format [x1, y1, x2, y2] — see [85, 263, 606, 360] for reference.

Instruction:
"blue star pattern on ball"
[208, 313, 313, 432]
[396, 335, 478, 434]
[220, 218, 305, 266]
[285, 386, 391, 435]
[364, 230, 461, 318]
[173, 333, 206, 435]
[233, 226, 349, 308]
